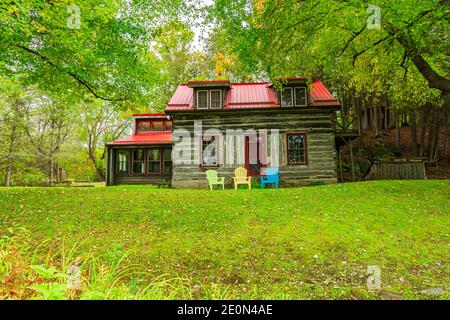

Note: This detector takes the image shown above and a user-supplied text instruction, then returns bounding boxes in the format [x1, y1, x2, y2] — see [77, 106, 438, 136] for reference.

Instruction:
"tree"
[21, 93, 74, 184]
[213, 0, 449, 96]
[0, 0, 194, 108]
[79, 100, 130, 181]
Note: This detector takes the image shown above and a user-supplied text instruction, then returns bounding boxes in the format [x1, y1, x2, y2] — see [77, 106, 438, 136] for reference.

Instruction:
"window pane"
[118, 151, 129, 173]
[132, 149, 145, 174]
[165, 121, 173, 131]
[163, 148, 172, 174]
[281, 88, 293, 107]
[197, 91, 208, 109]
[295, 87, 307, 106]
[148, 148, 160, 161]
[202, 136, 217, 165]
[210, 90, 222, 109]
[137, 121, 150, 132]
[133, 162, 144, 174]
[163, 148, 172, 161]
[288, 135, 305, 149]
[147, 148, 160, 174]
[133, 149, 145, 161]
[148, 162, 160, 174]
[152, 121, 164, 131]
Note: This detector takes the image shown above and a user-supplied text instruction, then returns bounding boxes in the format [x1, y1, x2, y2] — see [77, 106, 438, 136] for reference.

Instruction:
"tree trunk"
[432, 109, 442, 163]
[96, 167, 105, 181]
[419, 107, 428, 157]
[5, 114, 18, 187]
[395, 111, 401, 148]
[410, 111, 418, 156]
[444, 111, 449, 165]
[427, 108, 438, 163]
[373, 106, 379, 136]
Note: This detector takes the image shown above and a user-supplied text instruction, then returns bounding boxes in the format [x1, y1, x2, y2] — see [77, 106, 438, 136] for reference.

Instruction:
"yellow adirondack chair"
[232, 167, 252, 190]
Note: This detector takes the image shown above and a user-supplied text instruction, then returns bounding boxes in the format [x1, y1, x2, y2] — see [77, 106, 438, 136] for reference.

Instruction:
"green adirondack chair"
[206, 170, 225, 190]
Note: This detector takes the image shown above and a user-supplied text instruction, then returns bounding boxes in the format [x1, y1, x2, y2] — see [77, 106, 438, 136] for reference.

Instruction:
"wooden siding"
[171, 109, 337, 188]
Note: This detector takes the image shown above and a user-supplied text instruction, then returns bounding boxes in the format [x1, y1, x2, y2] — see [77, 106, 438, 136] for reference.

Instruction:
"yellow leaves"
[8, 6, 18, 15]
[214, 52, 237, 79]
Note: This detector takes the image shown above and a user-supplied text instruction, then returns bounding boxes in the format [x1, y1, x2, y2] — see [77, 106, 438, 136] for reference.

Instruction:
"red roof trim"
[132, 113, 169, 117]
[108, 132, 172, 146]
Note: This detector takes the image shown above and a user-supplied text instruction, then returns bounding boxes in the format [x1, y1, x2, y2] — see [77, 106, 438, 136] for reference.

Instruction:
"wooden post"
[345, 138, 355, 182]
[337, 147, 343, 182]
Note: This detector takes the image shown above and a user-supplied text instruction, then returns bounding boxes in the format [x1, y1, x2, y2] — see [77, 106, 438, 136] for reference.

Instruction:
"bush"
[11, 168, 48, 186]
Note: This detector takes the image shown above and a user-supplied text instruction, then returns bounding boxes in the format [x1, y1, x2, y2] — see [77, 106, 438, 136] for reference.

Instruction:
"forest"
[1, 0, 449, 185]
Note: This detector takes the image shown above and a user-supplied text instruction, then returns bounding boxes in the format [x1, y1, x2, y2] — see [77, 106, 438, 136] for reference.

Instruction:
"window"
[201, 136, 218, 166]
[132, 149, 145, 174]
[117, 150, 129, 174]
[163, 148, 172, 174]
[279, 87, 293, 107]
[165, 121, 173, 131]
[137, 121, 151, 132]
[294, 87, 307, 106]
[197, 90, 209, 109]
[210, 90, 222, 109]
[152, 121, 164, 131]
[286, 133, 307, 164]
[147, 148, 161, 174]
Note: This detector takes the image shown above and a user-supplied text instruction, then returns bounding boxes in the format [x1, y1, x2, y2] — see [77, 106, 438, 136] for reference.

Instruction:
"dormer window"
[135, 118, 172, 133]
[280, 88, 293, 107]
[196, 90, 223, 110]
[294, 87, 307, 106]
[197, 90, 209, 109]
[188, 80, 229, 110]
[278, 86, 307, 107]
[137, 121, 151, 132]
[210, 90, 222, 109]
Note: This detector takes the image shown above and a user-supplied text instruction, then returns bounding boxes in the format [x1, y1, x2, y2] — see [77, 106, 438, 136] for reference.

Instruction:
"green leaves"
[212, 0, 449, 103]
[0, 0, 195, 108]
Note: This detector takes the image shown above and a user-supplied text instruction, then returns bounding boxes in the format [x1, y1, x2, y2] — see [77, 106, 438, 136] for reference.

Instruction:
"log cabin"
[106, 78, 341, 188]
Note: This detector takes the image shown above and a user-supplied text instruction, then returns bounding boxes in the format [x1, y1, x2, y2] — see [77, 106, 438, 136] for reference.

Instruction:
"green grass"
[0, 180, 449, 299]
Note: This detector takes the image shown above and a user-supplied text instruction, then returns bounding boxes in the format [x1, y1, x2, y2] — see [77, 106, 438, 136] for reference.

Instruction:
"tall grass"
[0, 227, 231, 300]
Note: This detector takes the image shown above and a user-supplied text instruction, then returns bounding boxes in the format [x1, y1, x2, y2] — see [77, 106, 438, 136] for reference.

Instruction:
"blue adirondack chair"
[260, 167, 279, 189]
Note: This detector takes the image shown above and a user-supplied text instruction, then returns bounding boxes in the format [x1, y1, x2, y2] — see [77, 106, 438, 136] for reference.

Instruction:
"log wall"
[170, 109, 338, 188]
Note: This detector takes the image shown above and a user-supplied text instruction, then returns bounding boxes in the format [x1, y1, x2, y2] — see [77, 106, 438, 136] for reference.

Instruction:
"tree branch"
[9, 43, 127, 102]
[383, 21, 450, 94]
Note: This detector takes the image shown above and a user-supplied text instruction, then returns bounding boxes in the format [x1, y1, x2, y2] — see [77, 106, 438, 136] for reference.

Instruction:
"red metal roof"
[166, 80, 339, 112]
[108, 132, 172, 146]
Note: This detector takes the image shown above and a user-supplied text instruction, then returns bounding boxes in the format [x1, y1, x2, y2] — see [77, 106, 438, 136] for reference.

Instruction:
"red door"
[244, 133, 267, 176]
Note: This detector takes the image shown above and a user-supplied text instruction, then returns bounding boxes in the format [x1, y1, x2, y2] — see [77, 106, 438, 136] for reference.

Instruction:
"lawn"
[0, 180, 449, 300]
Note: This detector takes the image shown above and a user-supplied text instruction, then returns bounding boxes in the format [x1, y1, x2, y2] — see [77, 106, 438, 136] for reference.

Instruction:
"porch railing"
[333, 114, 359, 133]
